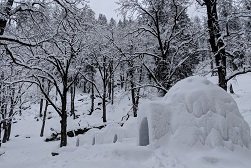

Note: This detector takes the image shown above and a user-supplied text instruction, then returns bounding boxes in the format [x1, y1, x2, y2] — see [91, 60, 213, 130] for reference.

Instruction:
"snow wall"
[138, 76, 251, 149]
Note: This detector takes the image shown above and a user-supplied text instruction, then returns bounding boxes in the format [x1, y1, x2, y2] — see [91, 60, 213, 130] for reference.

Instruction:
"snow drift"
[138, 76, 251, 149]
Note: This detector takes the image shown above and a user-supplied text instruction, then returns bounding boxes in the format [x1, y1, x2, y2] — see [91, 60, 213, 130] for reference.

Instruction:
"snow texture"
[79, 123, 125, 145]
[138, 76, 251, 149]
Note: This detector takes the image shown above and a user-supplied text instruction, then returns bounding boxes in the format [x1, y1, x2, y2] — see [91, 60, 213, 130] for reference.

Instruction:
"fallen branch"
[45, 125, 106, 142]
[226, 67, 251, 82]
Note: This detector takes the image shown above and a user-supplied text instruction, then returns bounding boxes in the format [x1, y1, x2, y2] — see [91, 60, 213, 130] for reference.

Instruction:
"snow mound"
[138, 76, 251, 149]
[79, 123, 125, 145]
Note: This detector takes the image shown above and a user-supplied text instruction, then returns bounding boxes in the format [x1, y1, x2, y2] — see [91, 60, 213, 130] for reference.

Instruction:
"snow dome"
[137, 76, 251, 149]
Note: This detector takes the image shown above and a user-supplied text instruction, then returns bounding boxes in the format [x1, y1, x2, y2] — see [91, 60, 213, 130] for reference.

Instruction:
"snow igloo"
[138, 76, 251, 149]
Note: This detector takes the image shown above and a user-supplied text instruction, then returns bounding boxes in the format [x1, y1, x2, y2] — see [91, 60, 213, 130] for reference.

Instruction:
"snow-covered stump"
[137, 76, 251, 150]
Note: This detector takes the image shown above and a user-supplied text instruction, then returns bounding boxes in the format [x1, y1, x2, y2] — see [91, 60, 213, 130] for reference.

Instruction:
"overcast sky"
[88, 0, 205, 21]
[89, 0, 121, 21]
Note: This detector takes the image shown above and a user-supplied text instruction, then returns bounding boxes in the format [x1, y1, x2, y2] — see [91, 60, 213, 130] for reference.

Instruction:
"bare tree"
[2, 2, 90, 147]
[118, 0, 199, 96]
[196, 0, 251, 90]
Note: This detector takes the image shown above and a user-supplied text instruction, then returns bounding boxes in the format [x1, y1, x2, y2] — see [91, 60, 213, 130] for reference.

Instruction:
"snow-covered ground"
[1, 74, 251, 168]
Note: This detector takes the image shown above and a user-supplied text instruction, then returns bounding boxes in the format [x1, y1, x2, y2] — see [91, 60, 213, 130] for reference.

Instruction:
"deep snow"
[1, 75, 251, 168]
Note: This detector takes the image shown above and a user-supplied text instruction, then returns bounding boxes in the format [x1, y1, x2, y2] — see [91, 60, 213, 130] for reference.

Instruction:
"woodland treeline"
[0, 0, 250, 147]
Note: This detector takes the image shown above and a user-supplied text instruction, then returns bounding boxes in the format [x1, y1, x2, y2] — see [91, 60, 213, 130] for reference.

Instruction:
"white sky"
[88, 0, 205, 21]
[89, 0, 121, 21]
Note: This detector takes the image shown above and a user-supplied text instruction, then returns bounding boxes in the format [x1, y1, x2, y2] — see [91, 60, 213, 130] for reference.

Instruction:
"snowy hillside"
[1, 74, 251, 168]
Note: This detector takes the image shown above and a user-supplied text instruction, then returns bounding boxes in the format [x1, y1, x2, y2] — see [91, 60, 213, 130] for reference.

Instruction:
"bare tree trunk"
[120, 75, 124, 89]
[70, 84, 76, 119]
[108, 81, 111, 101]
[60, 89, 67, 147]
[39, 79, 45, 117]
[205, 0, 227, 91]
[0, 122, 2, 147]
[83, 80, 87, 93]
[102, 57, 107, 123]
[6, 88, 14, 141]
[18, 85, 22, 116]
[6, 122, 11, 141]
[0, 83, 3, 146]
[89, 83, 95, 115]
[2, 87, 14, 142]
[60, 113, 67, 147]
[131, 83, 137, 117]
[39, 99, 44, 117]
[102, 92, 107, 123]
[2, 121, 8, 143]
[108, 60, 113, 102]
[130, 65, 142, 117]
[40, 98, 48, 137]
[134, 66, 143, 117]
[2, 91, 8, 143]
[130, 72, 138, 117]
[40, 81, 50, 137]
[111, 76, 114, 105]
[0, 0, 14, 35]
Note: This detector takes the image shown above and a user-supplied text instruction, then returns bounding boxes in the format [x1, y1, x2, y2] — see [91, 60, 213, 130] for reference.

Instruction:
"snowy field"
[1, 74, 251, 168]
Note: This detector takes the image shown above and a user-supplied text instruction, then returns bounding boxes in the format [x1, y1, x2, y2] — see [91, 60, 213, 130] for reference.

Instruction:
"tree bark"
[0, 0, 14, 35]
[2, 92, 8, 143]
[70, 84, 76, 119]
[111, 76, 114, 105]
[89, 83, 95, 115]
[2, 121, 8, 143]
[129, 65, 137, 117]
[40, 81, 50, 137]
[60, 90, 67, 147]
[0, 122, 2, 147]
[102, 57, 107, 123]
[102, 92, 107, 123]
[2, 88, 14, 142]
[39, 99, 44, 117]
[39, 79, 45, 117]
[204, 0, 227, 91]
[6, 89, 14, 141]
[40, 98, 48, 137]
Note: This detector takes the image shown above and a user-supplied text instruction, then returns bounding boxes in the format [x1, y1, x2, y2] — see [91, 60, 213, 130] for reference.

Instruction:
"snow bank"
[94, 123, 125, 144]
[79, 123, 125, 145]
[138, 76, 251, 149]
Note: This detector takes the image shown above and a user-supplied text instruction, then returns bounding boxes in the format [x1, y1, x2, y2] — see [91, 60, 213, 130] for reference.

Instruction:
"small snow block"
[15, 135, 19, 137]
[51, 152, 59, 156]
